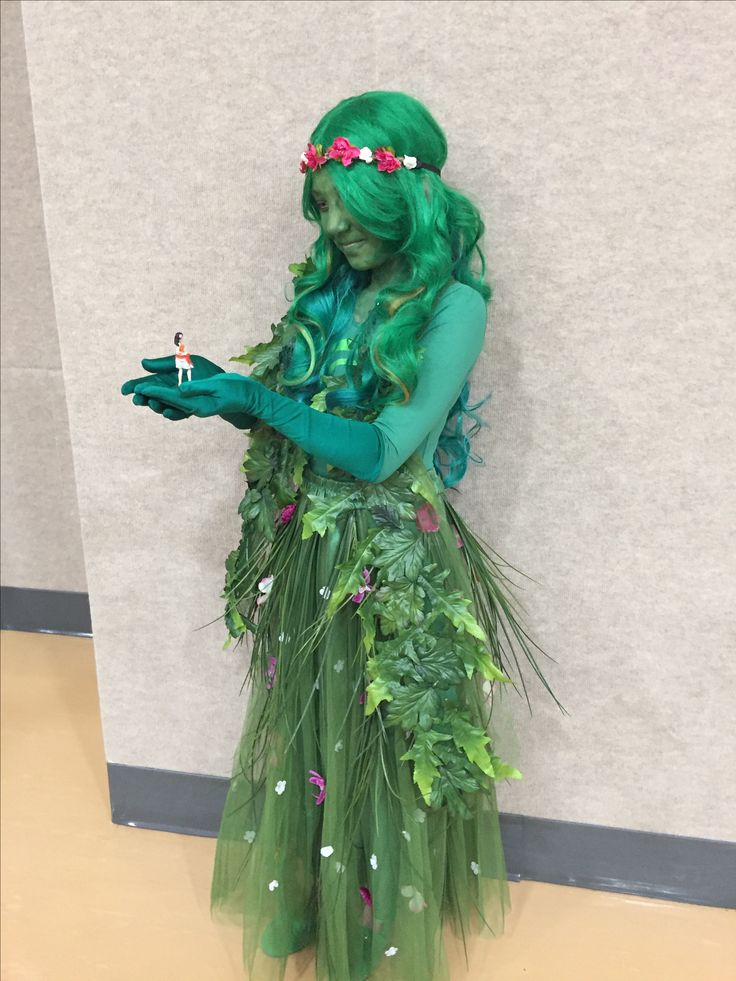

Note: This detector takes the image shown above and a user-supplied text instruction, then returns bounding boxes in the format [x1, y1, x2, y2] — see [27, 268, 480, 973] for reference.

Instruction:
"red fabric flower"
[415, 501, 440, 533]
[327, 136, 361, 167]
[373, 147, 402, 173]
[300, 143, 328, 173]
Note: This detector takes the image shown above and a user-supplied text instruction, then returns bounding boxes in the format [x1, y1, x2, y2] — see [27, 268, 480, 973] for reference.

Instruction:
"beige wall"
[5, 0, 735, 841]
[1, 0, 87, 591]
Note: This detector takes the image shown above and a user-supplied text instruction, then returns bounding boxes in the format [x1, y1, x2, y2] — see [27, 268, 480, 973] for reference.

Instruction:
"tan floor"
[1, 630, 733, 981]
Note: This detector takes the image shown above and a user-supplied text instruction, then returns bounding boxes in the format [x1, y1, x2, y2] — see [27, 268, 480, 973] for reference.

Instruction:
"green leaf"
[375, 578, 427, 632]
[373, 528, 427, 581]
[386, 685, 441, 731]
[399, 730, 452, 804]
[356, 592, 377, 653]
[364, 676, 395, 716]
[420, 572, 487, 642]
[450, 715, 496, 777]
[489, 755, 523, 780]
[326, 528, 381, 616]
[457, 637, 513, 683]
[301, 492, 358, 540]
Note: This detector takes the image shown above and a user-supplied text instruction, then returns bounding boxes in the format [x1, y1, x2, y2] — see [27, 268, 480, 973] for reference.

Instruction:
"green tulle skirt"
[210, 449, 563, 981]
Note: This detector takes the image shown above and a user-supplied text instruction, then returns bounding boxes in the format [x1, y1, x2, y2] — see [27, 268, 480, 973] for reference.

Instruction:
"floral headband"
[300, 136, 442, 177]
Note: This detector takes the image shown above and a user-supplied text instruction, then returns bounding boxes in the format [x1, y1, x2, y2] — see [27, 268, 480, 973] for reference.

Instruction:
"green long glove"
[121, 355, 257, 430]
[132, 283, 488, 483]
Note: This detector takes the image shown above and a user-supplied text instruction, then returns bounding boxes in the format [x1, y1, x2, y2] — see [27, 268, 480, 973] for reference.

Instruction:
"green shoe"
[260, 912, 316, 957]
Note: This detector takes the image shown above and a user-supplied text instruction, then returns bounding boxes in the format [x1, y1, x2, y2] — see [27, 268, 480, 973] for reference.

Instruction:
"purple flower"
[351, 567, 373, 603]
[265, 656, 277, 689]
[308, 769, 326, 805]
[280, 503, 297, 524]
[359, 885, 373, 907]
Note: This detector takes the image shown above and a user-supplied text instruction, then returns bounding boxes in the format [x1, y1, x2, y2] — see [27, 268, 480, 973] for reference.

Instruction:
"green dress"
[210, 281, 563, 980]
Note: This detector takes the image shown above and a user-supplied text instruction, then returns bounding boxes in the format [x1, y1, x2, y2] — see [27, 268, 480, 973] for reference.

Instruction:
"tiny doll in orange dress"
[174, 332, 193, 385]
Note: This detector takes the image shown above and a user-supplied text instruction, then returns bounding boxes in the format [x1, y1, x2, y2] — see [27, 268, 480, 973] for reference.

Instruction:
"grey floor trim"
[0, 586, 92, 636]
[107, 762, 736, 910]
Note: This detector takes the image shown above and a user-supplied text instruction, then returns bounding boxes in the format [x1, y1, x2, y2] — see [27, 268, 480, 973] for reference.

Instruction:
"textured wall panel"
[18, 0, 736, 840]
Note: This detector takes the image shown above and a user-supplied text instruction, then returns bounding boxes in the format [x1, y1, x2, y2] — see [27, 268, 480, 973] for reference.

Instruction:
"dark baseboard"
[107, 762, 736, 910]
[0, 585, 92, 636]
[6, 588, 734, 910]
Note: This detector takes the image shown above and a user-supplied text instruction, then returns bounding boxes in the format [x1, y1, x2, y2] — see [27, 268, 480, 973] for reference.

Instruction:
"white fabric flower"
[257, 575, 274, 605]
[359, 146, 373, 163]
[314, 675, 320, 691]
[277, 632, 292, 643]
[268, 879, 279, 891]
[370, 853, 378, 870]
[320, 845, 334, 857]
[243, 830, 256, 843]
[401, 829, 411, 841]
[333, 659, 345, 673]
[413, 808, 426, 824]
[402, 155, 417, 169]
[470, 860, 480, 876]
[275, 779, 286, 795]
[335, 861, 345, 873]
[319, 585, 331, 600]
[334, 739, 344, 752]
[385, 946, 398, 957]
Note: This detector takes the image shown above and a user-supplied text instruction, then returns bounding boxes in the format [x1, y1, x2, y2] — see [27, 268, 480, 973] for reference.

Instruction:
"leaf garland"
[220, 259, 526, 818]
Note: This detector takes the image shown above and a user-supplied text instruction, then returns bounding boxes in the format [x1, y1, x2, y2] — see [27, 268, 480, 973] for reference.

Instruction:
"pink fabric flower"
[359, 690, 366, 705]
[300, 142, 328, 173]
[415, 502, 440, 533]
[359, 886, 373, 907]
[452, 524, 464, 548]
[327, 136, 361, 166]
[373, 147, 402, 173]
[265, 656, 277, 690]
[351, 567, 373, 603]
[280, 503, 297, 524]
[308, 769, 326, 805]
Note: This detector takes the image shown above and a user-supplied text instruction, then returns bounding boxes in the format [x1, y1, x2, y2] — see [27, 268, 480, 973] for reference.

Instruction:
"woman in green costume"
[122, 90, 566, 981]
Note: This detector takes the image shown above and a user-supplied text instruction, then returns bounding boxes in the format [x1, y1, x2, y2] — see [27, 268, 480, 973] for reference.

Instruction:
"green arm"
[236, 283, 487, 482]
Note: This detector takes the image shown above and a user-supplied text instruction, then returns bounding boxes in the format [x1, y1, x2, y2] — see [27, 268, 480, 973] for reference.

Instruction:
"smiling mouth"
[341, 240, 364, 249]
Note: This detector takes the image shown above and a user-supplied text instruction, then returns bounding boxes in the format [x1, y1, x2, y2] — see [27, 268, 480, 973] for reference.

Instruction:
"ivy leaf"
[375, 578, 427, 632]
[386, 685, 442, 731]
[240, 439, 275, 486]
[489, 755, 523, 780]
[457, 637, 513, 683]
[450, 715, 496, 777]
[399, 730, 452, 804]
[373, 528, 427, 581]
[420, 572, 487, 642]
[301, 492, 358, 540]
[364, 675, 395, 716]
[229, 340, 282, 378]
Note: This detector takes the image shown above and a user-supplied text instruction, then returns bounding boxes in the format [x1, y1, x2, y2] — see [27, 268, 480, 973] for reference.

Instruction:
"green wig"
[280, 90, 492, 487]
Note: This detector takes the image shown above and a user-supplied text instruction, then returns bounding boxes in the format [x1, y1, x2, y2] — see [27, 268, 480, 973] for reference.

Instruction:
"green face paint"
[310, 167, 397, 279]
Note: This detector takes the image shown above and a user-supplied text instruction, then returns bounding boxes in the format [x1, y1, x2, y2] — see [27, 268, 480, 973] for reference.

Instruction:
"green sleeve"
[240, 283, 487, 483]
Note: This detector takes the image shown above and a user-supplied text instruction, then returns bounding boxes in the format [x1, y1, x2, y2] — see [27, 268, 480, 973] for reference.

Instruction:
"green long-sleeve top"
[240, 280, 488, 484]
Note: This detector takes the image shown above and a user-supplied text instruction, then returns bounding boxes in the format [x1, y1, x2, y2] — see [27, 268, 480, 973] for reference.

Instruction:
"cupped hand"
[132, 372, 256, 418]
[121, 355, 225, 421]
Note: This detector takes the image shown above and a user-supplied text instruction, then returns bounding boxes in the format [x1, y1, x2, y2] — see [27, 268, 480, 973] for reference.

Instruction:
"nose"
[322, 202, 351, 239]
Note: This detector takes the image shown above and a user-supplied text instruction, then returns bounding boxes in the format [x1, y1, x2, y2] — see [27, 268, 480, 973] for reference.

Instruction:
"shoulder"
[422, 280, 488, 347]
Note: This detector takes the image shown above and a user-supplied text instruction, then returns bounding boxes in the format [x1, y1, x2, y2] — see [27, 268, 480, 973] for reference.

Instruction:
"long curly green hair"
[280, 90, 492, 486]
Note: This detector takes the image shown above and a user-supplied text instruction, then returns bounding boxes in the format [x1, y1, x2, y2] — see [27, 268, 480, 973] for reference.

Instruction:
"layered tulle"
[210, 451, 563, 980]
